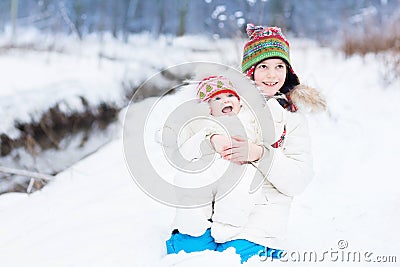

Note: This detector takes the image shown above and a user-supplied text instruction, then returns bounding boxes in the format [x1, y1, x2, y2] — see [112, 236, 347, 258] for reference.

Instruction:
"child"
[166, 75, 284, 262]
[208, 24, 327, 262]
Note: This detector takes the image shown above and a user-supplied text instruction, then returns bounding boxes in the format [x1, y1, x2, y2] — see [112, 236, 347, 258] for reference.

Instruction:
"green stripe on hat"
[242, 50, 290, 72]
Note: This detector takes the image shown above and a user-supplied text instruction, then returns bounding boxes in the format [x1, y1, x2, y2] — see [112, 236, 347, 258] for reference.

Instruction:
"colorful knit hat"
[241, 24, 300, 91]
[196, 76, 240, 102]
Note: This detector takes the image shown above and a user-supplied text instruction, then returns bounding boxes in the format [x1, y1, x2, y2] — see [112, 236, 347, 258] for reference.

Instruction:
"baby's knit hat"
[241, 24, 300, 92]
[196, 76, 240, 102]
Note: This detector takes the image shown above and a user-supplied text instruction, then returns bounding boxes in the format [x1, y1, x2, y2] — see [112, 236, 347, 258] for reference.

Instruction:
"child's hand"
[210, 134, 232, 153]
[220, 136, 264, 163]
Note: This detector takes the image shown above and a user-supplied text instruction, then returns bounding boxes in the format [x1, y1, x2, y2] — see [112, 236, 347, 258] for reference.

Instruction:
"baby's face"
[208, 92, 241, 117]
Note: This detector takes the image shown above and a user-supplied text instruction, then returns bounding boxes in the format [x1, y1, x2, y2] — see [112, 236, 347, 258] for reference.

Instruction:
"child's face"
[208, 92, 241, 117]
[253, 58, 287, 96]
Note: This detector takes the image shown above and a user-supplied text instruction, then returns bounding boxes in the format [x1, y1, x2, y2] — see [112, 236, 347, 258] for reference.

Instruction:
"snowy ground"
[0, 32, 399, 266]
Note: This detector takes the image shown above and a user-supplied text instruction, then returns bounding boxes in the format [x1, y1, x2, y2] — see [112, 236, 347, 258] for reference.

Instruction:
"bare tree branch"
[0, 166, 53, 181]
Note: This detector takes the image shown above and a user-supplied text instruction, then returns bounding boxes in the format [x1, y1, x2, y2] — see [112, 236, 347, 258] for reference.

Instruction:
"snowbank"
[0, 29, 241, 193]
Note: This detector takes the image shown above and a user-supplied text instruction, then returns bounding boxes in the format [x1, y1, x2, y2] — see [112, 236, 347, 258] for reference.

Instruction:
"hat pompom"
[246, 23, 264, 39]
[246, 24, 286, 41]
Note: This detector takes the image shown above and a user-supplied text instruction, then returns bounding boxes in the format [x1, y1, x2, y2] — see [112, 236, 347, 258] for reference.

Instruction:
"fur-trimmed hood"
[288, 84, 327, 113]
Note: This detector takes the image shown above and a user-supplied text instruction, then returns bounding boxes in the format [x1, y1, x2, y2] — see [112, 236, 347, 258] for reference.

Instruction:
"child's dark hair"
[280, 60, 300, 94]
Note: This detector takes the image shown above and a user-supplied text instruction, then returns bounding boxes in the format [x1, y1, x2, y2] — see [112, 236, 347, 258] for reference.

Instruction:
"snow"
[0, 30, 400, 266]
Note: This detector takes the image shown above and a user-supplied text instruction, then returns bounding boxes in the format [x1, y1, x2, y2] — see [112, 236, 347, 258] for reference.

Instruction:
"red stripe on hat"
[203, 89, 240, 102]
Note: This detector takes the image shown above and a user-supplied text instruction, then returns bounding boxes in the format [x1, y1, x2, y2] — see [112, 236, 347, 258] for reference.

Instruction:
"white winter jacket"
[216, 85, 326, 248]
[168, 83, 326, 249]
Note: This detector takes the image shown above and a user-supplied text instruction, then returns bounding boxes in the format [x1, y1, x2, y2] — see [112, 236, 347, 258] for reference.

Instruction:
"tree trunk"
[11, 0, 19, 41]
[177, 0, 189, 36]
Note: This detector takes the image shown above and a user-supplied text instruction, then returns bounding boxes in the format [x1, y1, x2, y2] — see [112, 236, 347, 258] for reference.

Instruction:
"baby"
[167, 75, 266, 253]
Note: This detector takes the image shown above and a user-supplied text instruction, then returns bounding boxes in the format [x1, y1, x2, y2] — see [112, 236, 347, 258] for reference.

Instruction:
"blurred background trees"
[1, 0, 399, 43]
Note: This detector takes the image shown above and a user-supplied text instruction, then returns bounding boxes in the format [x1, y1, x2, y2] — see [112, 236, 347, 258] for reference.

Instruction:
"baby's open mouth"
[222, 106, 233, 113]
[263, 82, 278, 86]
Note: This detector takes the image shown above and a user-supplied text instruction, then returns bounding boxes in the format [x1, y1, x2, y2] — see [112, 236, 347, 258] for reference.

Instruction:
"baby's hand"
[210, 134, 232, 153]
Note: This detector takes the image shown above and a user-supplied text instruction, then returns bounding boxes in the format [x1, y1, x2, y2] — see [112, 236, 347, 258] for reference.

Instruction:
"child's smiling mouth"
[263, 81, 278, 87]
[222, 105, 233, 113]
